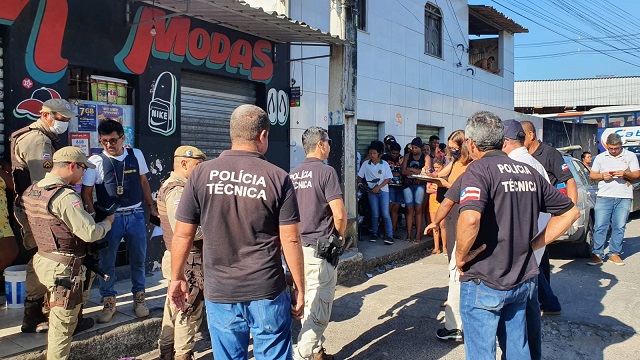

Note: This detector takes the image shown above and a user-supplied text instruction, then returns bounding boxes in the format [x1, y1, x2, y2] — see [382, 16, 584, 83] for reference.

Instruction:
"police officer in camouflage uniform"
[23, 147, 114, 360]
[157, 146, 206, 360]
[11, 99, 75, 333]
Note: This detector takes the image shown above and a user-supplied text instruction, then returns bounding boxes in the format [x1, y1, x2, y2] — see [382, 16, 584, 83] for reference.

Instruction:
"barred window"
[425, 3, 442, 58]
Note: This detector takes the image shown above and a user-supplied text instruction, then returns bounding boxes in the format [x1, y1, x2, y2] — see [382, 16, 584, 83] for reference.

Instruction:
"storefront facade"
[0, 0, 294, 265]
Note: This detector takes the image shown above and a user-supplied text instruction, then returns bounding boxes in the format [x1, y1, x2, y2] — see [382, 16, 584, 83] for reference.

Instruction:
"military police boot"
[73, 305, 95, 335]
[158, 344, 174, 360]
[97, 296, 117, 324]
[174, 352, 194, 360]
[21, 298, 49, 333]
[134, 292, 150, 318]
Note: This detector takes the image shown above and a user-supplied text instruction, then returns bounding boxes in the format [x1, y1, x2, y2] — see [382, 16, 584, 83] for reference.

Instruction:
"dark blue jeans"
[205, 290, 293, 360]
[498, 276, 541, 360]
[99, 209, 147, 297]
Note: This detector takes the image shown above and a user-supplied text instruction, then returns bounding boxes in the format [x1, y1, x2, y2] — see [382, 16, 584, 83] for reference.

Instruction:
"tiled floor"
[0, 270, 167, 359]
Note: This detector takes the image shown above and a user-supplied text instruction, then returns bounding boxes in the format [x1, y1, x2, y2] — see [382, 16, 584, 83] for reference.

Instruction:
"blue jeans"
[402, 184, 425, 207]
[498, 276, 541, 360]
[593, 197, 632, 257]
[99, 210, 147, 297]
[460, 278, 533, 360]
[367, 191, 393, 237]
[388, 186, 404, 204]
[205, 290, 293, 360]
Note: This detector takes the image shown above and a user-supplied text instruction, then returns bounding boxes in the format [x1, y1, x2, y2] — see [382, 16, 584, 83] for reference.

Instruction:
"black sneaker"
[369, 235, 378, 242]
[384, 237, 394, 245]
[436, 328, 463, 340]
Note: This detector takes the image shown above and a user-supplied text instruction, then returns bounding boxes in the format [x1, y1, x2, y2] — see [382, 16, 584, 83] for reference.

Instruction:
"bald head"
[229, 104, 270, 145]
[520, 121, 536, 136]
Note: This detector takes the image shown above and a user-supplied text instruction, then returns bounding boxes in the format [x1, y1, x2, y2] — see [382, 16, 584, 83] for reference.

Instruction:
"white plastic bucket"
[4, 265, 27, 308]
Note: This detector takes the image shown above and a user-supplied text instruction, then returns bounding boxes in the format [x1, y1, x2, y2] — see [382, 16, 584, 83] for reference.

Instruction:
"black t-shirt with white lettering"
[290, 158, 343, 246]
[532, 141, 572, 186]
[458, 151, 573, 291]
[176, 150, 300, 303]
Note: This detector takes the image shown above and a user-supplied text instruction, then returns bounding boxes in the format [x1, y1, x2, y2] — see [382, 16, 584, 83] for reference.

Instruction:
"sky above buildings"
[469, 0, 640, 80]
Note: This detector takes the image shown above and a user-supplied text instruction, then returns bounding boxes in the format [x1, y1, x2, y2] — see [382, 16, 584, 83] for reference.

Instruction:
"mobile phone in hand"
[149, 214, 161, 226]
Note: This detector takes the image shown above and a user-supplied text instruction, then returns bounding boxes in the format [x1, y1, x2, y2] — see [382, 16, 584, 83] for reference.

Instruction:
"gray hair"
[465, 111, 504, 151]
[302, 127, 327, 154]
[606, 133, 622, 146]
[229, 104, 270, 144]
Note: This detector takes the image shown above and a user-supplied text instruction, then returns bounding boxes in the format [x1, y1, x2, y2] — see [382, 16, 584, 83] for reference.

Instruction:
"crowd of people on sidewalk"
[1, 100, 637, 360]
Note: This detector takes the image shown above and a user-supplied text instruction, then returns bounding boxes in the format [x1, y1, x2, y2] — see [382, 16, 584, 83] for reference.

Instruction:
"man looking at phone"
[82, 119, 157, 323]
[588, 133, 640, 266]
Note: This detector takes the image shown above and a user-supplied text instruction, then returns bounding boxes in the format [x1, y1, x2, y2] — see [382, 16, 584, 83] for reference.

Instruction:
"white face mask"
[52, 120, 69, 134]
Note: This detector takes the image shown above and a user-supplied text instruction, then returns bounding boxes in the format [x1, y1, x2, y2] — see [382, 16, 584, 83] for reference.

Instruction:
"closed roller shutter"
[357, 120, 379, 157]
[180, 72, 256, 159]
[416, 125, 441, 143]
[0, 36, 4, 154]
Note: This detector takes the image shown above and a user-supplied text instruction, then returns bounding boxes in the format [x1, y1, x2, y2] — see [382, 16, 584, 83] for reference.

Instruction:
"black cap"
[411, 137, 423, 148]
[384, 135, 396, 144]
[503, 119, 525, 140]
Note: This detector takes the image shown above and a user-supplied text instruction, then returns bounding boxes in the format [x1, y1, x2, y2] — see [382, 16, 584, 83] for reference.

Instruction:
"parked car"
[630, 151, 640, 213]
[550, 155, 598, 258]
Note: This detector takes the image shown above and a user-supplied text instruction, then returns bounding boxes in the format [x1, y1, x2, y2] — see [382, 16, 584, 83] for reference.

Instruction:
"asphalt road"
[138, 213, 640, 360]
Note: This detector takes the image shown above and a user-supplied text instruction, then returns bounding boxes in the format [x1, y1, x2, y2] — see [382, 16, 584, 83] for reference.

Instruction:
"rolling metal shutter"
[416, 125, 441, 143]
[180, 72, 256, 159]
[0, 36, 4, 154]
[356, 120, 379, 157]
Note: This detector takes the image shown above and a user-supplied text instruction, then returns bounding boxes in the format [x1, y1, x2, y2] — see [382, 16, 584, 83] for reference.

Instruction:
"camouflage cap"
[53, 146, 96, 168]
[40, 99, 77, 119]
[174, 146, 206, 160]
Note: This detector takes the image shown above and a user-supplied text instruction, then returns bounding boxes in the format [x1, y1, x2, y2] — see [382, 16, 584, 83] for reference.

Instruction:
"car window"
[573, 159, 597, 186]
[568, 159, 587, 186]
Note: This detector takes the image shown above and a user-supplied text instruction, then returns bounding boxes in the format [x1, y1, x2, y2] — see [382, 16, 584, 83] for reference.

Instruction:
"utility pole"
[328, 0, 358, 245]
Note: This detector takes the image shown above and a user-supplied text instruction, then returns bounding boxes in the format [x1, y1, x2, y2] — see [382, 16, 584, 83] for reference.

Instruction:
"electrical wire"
[492, 0, 640, 68]
[501, 0, 640, 57]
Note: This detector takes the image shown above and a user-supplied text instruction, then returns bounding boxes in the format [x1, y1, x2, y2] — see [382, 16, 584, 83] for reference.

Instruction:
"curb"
[7, 241, 433, 360]
[337, 239, 434, 283]
[7, 309, 164, 360]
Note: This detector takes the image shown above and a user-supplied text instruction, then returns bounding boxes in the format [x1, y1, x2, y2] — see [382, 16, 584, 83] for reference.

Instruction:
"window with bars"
[424, 3, 442, 58]
[356, 0, 367, 31]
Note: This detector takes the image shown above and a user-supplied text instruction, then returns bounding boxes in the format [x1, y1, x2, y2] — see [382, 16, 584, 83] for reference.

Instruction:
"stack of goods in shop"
[90, 75, 128, 105]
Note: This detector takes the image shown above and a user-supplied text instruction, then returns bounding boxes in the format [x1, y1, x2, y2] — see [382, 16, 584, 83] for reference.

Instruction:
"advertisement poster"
[69, 133, 91, 156]
[70, 101, 135, 151]
[77, 104, 97, 131]
[98, 105, 124, 122]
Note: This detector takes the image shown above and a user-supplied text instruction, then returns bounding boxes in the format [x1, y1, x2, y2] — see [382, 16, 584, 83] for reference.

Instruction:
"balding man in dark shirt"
[169, 104, 305, 360]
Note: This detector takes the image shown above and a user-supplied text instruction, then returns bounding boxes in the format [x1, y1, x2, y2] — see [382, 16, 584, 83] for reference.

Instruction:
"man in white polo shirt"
[589, 133, 640, 266]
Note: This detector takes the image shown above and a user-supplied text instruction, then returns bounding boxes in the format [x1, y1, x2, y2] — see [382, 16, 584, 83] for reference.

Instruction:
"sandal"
[413, 239, 421, 244]
[431, 249, 442, 254]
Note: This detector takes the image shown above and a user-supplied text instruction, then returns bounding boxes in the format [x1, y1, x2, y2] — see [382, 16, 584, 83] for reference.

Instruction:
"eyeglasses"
[100, 136, 123, 146]
[76, 163, 88, 170]
[322, 138, 332, 146]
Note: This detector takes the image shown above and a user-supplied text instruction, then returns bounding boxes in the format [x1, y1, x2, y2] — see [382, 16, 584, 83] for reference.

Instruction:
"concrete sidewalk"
[0, 232, 435, 360]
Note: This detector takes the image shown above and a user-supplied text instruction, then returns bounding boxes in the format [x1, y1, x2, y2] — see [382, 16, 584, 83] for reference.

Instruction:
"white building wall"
[248, 0, 520, 170]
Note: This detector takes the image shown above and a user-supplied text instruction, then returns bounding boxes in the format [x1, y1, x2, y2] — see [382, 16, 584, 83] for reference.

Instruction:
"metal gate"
[357, 120, 379, 157]
[180, 72, 256, 159]
[416, 125, 441, 144]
